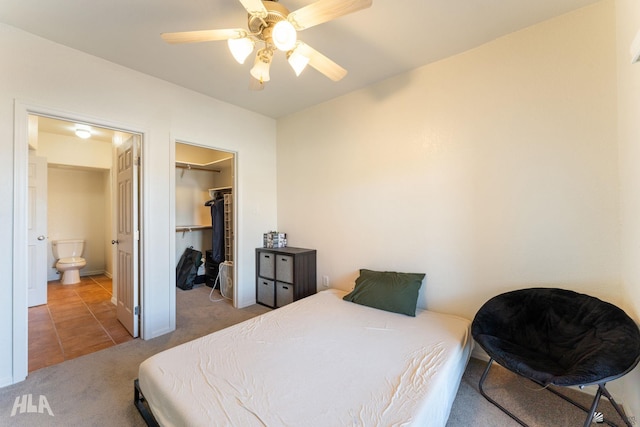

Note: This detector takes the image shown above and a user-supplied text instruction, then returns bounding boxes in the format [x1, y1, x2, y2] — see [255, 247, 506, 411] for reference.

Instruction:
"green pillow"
[343, 269, 425, 316]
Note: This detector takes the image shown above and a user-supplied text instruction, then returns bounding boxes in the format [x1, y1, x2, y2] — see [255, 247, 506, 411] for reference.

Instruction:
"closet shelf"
[176, 162, 220, 173]
[175, 156, 232, 173]
[176, 225, 212, 232]
[208, 186, 232, 198]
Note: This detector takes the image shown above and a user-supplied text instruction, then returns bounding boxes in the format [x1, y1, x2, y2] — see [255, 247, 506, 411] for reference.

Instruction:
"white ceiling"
[1, 0, 601, 118]
[36, 116, 115, 143]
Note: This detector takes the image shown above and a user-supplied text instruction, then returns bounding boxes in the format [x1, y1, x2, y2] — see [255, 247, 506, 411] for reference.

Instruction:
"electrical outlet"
[322, 275, 329, 287]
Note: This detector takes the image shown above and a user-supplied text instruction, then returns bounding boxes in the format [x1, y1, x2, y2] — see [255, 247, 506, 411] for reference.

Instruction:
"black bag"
[176, 247, 203, 290]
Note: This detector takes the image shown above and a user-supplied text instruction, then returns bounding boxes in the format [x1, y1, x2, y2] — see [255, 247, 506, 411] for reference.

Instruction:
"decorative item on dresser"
[256, 246, 316, 308]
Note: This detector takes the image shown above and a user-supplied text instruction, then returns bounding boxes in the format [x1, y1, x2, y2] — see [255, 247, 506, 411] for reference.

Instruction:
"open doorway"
[26, 114, 141, 372]
[174, 142, 236, 306]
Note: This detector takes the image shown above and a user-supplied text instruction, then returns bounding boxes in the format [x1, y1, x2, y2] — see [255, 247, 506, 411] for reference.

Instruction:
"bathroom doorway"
[26, 114, 141, 371]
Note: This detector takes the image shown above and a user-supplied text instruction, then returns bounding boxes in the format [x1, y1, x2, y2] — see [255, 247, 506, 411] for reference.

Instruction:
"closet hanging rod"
[175, 163, 221, 173]
[176, 225, 212, 237]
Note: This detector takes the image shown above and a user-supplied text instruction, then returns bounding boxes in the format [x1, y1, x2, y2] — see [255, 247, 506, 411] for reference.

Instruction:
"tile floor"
[28, 274, 135, 372]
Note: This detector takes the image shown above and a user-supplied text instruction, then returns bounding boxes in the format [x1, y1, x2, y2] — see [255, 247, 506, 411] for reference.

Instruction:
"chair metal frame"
[478, 358, 633, 427]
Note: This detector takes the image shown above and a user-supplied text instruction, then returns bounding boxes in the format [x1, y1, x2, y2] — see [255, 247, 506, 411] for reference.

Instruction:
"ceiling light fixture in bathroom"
[75, 124, 92, 139]
[112, 133, 124, 146]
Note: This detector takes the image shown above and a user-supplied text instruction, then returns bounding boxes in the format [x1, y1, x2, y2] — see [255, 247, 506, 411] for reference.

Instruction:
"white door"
[115, 135, 139, 337]
[28, 153, 48, 307]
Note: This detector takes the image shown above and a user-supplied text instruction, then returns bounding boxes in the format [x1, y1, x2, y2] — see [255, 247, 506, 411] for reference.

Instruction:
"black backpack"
[176, 247, 203, 290]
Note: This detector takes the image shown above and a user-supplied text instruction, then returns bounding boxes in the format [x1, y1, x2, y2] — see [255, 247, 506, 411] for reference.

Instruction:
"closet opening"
[174, 142, 235, 305]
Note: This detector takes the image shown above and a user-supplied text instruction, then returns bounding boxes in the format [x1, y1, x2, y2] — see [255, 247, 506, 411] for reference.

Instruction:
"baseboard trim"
[80, 269, 106, 277]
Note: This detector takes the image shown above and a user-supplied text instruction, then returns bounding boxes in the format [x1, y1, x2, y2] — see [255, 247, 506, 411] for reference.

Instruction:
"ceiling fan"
[161, 0, 373, 89]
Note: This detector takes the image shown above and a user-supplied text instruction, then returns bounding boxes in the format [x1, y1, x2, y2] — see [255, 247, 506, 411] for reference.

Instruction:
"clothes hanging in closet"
[205, 195, 225, 263]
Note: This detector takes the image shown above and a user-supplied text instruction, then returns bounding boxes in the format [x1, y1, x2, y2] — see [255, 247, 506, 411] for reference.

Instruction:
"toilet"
[52, 239, 87, 285]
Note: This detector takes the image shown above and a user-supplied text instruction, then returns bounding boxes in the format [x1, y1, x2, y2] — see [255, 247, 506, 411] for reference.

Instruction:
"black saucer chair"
[472, 288, 640, 427]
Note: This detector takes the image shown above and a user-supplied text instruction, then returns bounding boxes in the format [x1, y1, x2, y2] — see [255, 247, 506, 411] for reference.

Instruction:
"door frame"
[12, 100, 147, 383]
[170, 138, 239, 307]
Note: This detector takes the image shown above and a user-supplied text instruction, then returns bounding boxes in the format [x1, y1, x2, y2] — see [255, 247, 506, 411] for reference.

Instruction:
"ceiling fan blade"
[237, 0, 268, 17]
[161, 29, 247, 44]
[288, 0, 372, 30]
[297, 42, 347, 81]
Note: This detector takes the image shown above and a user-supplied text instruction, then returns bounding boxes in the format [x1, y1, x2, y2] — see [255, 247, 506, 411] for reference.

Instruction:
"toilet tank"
[52, 239, 85, 259]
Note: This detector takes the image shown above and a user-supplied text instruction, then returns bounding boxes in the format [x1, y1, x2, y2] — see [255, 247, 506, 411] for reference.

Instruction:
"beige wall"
[47, 166, 109, 280]
[36, 132, 112, 169]
[38, 131, 113, 280]
[176, 168, 217, 227]
[616, 0, 640, 420]
[277, 0, 634, 409]
[278, 1, 619, 314]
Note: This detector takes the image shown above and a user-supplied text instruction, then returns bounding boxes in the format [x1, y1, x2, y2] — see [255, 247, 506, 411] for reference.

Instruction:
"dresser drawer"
[257, 278, 275, 307]
[276, 282, 294, 307]
[258, 252, 275, 279]
[275, 255, 293, 283]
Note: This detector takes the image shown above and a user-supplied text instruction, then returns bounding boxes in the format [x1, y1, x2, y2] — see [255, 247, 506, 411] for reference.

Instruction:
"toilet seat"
[57, 257, 86, 268]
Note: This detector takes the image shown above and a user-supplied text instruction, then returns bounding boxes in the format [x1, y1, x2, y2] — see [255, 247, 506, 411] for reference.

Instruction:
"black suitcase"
[176, 247, 203, 290]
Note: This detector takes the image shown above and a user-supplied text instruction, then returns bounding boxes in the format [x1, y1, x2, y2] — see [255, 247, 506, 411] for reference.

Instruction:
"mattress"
[138, 289, 472, 427]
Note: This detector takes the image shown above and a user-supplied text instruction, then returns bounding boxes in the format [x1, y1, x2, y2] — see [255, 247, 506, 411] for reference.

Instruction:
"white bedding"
[138, 289, 472, 427]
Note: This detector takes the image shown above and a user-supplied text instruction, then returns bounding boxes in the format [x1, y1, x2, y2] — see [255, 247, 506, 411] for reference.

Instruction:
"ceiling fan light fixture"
[228, 37, 255, 64]
[160, 0, 373, 86]
[287, 48, 310, 76]
[75, 124, 92, 139]
[272, 20, 297, 51]
[250, 49, 273, 83]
